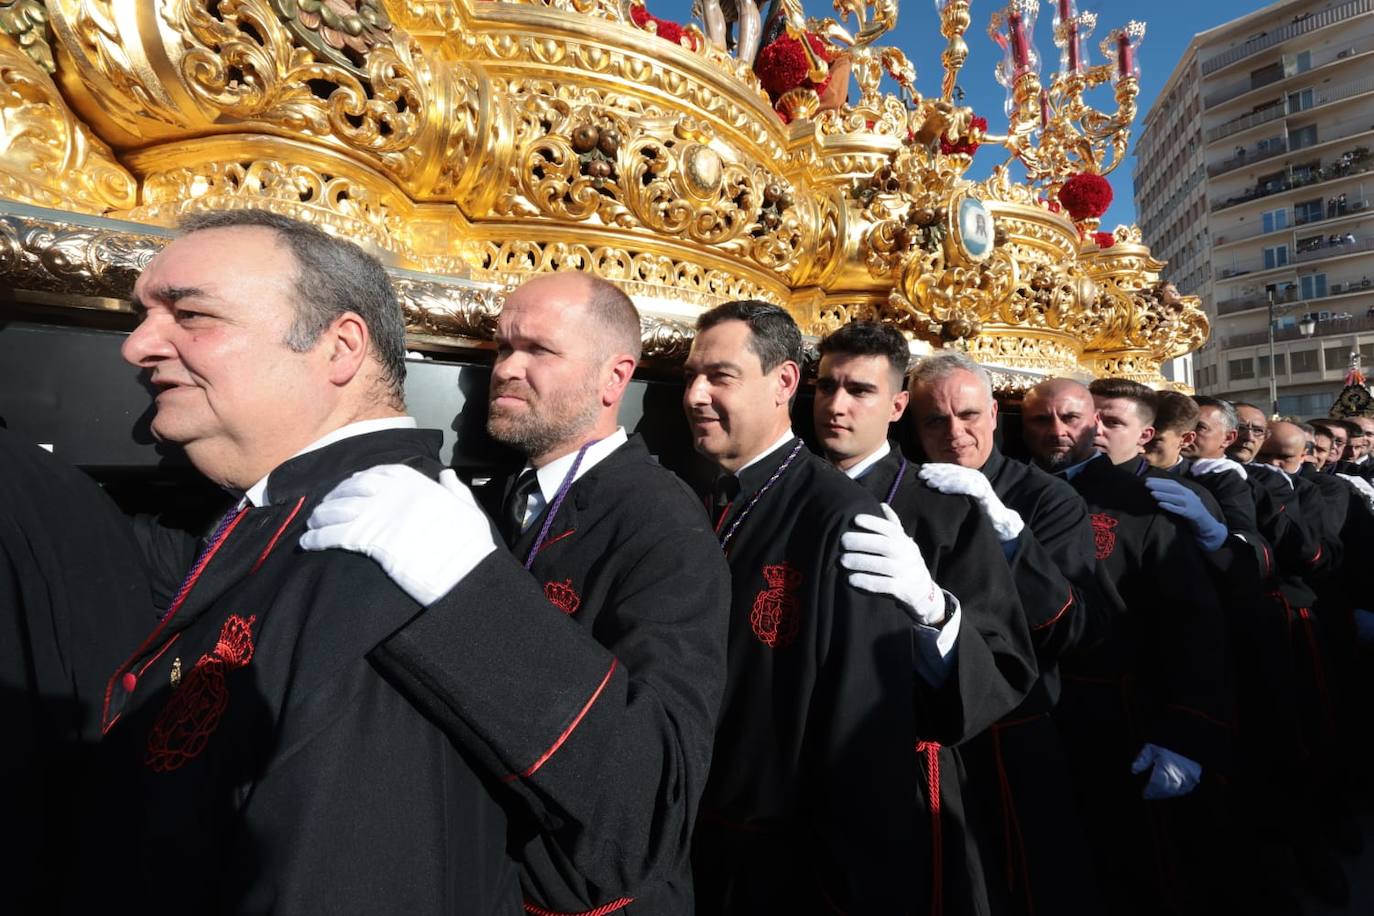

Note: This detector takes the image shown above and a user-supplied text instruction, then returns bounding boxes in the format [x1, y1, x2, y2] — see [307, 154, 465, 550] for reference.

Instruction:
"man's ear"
[1136, 424, 1157, 449]
[889, 389, 910, 423]
[776, 360, 801, 405]
[324, 311, 370, 387]
[601, 353, 637, 408]
[1180, 429, 1197, 449]
[1222, 428, 1238, 449]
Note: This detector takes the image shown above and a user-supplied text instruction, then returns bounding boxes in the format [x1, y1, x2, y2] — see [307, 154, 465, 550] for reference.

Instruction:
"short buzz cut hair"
[696, 300, 801, 372]
[908, 350, 994, 402]
[817, 321, 910, 387]
[1194, 395, 1239, 432]
[1089, 377, 1157, 425]
[178, 209, 406, 405]
[1152, 389, 1200, 436]
[573, 273, 642, 362]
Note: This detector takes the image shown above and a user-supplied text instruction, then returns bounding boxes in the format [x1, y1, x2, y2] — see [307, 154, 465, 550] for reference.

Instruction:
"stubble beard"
[487, 377, 603, 461]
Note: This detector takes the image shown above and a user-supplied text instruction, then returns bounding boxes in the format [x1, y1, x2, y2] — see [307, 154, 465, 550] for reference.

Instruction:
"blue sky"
[653, 0, 1270, 229]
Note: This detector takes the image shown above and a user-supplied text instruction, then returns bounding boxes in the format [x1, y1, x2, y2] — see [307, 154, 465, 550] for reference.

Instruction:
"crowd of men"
[5, 209, 1372, 915]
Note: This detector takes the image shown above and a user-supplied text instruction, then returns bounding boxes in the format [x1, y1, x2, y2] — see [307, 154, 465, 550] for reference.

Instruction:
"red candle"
[1057, 0, 1072, 22]
[1117, 33, 1134, 79]
[1067, 22, 1080, 71]
[1009, 11, 1030, 69]
[1040, 89, 1051, 127]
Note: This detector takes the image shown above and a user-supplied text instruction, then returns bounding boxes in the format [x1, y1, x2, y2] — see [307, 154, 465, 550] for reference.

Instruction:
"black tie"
[710, 474, 740, 526]
[501, 469, 540, 547]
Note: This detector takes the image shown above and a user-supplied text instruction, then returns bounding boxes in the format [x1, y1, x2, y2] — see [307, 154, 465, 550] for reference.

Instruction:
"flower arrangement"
[629, 2, 697, 49]
[1092, 231, 1116, 248]
[1057, 172, 1113, 221]
[939, 116, 988, 156]
[754, 32, 844, 123]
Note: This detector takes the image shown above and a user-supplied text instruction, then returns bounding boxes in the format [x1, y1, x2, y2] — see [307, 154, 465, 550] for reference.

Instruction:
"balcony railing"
[1212, 198, 1372, 247]
[1211, 153, 1374, 213]
[1207, 104, 1286, 144]
[1295, 234, 1374, 263]
[1215, 278, 1374, 317]
[1209, 136, 1288, 177]
[1200, 0, 1374, 76]
[1204, 34, 1374, 109]
[1224, 312, 1374, 348]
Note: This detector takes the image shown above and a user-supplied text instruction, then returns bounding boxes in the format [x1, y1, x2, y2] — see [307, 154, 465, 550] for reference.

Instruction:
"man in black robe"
[1021, 379, 1230, 916]
[682, 302, 1035, 914]
[810, 322, 1039, 914]
[1, 431, 155, 910]
[78, 210, 523, 913]
[903, 350, 1100, 916]
[312, 272, 730, 915]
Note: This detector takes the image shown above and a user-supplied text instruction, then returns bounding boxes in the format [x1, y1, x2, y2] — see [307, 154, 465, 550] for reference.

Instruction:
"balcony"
[1207, 103, 1286, 144]
[1295, 234, 1374, 263]
[1209, 136, 1288, 178]
[1204, 34, 1374, 110]
[1210, 147, 1374, 213]
[1215, 277, 1374, 317]
[1200, 0, 1374, 76]
[1213, 197, 1372, 248]
[1223, 311, 1374, 348]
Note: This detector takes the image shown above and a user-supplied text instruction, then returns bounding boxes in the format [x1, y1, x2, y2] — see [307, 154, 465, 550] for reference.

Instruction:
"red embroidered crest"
[145, 614, 257, 773]
[1090, 513, 1119, 560]
[544, 579, 581, 615]
[751, 563, 802, 649]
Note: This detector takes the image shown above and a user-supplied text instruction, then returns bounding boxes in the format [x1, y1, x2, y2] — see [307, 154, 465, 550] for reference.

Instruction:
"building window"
[1361, 343, 1374, 366]
[1262, 208, 1290, 233]
[1293, 50, 1312, 73]
[1230, 358, 1256, 380]
[1259, 353, 1287, 377]
[1295, 198, 1323, 224]
[1325, 345, 1349, 369]
[1287, 88, 1314, 113]
[1290, 125, 1318, 149]
[1291, 349, 1319, 373]
[1300, 273, 1327, 299]
[1264, 245, 1290, 270]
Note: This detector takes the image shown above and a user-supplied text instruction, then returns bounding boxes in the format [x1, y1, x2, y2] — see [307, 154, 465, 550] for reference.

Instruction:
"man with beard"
[1021, 379, 1230, 916]
[810, 322, 1044, 915]
[684, 302, 1035, 915]
[82, 209, 525, 912]
[314, 272, 731, 915]
[902, 351, 1101, 916]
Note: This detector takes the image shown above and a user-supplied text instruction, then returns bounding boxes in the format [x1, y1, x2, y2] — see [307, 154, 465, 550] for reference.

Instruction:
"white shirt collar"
[735, 429, 797, 476]
[843, 441, 892, 480]
[243, 416, 418, 507]
[530, 428, 630, 504]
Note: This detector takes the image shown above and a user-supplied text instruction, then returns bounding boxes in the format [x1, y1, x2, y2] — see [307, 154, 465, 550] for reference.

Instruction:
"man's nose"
[684, 375, 710, 407]
[120, 313, 174, 368]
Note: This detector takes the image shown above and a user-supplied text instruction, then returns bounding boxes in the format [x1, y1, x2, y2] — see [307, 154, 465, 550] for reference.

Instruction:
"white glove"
[840, 504, 947, 626]
[917, 463, 1025, 542]
[1130, 742, 1202, 800]
[300, 465, 497, 606]
[1190, 457, 1248, 482]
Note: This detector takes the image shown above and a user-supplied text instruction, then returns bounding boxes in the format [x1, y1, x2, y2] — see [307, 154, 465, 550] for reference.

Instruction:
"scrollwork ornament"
[0, 213, 164, 298]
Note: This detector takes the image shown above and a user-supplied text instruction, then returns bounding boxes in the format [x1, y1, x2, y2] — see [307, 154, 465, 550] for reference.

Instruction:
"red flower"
[755, 33, 833, 99]
[1058, 172, 1113, 220]
[630, 3, 688, 46]
[939, 115, 987, 156]
[1038, 197, 1062, 213]
[1092, 231, 1116, 248]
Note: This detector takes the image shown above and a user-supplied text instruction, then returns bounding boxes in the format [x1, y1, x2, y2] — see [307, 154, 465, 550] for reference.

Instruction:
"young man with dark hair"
[684, 303, 1035, 914]
[813, 322, 1043, 914]
[1144, 390, 1199, 470]
[1088, 378, 1156, 465]
[1021, 378, 1231, 916]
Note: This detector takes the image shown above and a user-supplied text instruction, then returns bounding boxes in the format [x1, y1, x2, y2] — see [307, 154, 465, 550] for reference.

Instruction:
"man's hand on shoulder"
[300, 465, 496, 606]
[918, 462, 1025, 542]
[840, 504, 947, 627]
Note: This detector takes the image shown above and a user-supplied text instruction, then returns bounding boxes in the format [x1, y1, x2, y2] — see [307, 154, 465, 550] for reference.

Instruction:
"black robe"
[1054, 454, 1232, 915]
[692, 438, 1033, 916]
[74, 429, 522, 914]
[0, 431, 156, 910]
[853, 447, 1039, 915]
[376, 434, 731, 915]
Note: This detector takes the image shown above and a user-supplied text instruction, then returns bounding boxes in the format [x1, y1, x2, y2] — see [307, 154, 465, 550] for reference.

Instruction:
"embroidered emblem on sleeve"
[544, 579, 582, 615]
[145, 614, 257, 773]
[751, 562, 802, 649]
[1090, 513, 1119, 560]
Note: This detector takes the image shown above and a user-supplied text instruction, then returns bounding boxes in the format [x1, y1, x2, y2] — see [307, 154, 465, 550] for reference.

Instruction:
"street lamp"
[1267, 289, 1278, 417]
[1299, 314, 1317, 337]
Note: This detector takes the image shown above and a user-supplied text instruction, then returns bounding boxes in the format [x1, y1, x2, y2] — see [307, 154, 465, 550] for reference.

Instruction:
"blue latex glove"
[1144, 477, 1228, 553]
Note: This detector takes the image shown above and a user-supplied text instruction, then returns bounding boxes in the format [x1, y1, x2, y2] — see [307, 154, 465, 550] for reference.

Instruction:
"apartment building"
[1135, 0, 1374, 414]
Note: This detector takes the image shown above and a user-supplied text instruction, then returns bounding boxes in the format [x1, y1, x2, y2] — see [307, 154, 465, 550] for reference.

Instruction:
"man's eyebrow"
[141, 285, 208, 305]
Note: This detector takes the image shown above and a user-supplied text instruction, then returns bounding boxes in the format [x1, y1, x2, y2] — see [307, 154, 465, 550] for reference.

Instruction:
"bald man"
[314, 272, 731, 915]
[1022, 379, 1231, 916]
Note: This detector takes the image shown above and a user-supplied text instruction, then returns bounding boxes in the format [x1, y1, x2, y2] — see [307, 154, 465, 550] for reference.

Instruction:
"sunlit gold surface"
[0, 0, 1204, 381]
